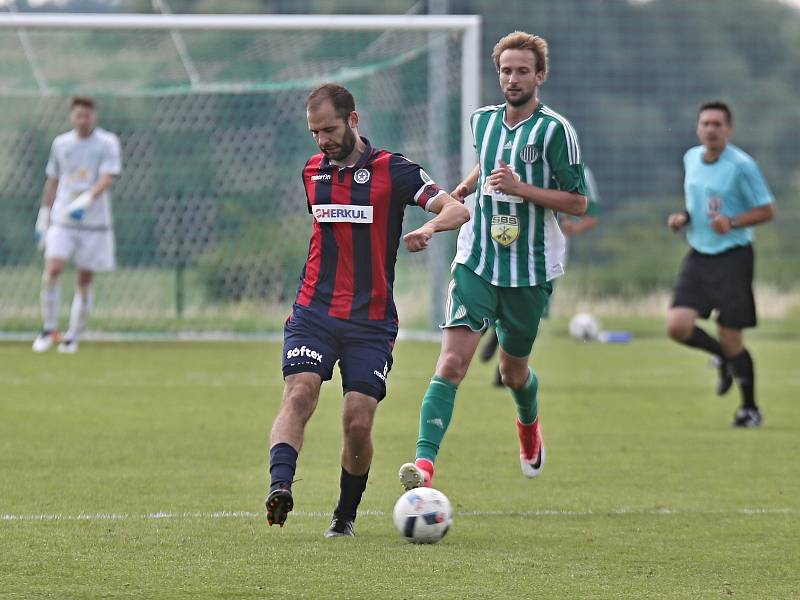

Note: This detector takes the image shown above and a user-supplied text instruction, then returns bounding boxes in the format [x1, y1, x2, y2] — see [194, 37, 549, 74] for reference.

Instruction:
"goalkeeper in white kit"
[33, 96, 122, 353]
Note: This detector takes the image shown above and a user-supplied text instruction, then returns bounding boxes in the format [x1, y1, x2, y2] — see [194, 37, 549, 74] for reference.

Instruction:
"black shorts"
[282, 304, 397, 401]
[670, 244, 757, 329]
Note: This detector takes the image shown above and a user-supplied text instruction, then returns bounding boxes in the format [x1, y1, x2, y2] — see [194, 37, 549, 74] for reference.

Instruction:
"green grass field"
[2, 324, 799, 599]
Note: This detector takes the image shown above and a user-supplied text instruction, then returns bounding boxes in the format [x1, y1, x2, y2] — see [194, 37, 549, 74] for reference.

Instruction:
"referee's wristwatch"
[729, 216, 739, 229]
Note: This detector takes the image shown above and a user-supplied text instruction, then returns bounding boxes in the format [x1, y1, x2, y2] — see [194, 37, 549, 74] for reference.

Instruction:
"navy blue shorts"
[282, 304, 398, 401]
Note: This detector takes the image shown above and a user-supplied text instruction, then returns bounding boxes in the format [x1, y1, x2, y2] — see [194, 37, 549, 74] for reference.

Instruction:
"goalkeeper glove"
[63, 191, 94, 222]
[34, 206, 50, 251]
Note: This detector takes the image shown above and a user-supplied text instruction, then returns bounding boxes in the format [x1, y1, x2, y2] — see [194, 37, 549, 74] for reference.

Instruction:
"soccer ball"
[568, 312, 600, 341]
[393, 487, 453, 544]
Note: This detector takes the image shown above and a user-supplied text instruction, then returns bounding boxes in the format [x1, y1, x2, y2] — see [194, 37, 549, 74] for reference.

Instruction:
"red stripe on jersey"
[296, 155, 324, 307]
[328, 170, 355, 319]
[368, 152, 393, 320]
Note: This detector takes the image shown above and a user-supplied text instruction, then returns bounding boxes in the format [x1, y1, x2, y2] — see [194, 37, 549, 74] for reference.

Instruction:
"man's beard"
[504, 88, 534, 107]
[324, 125, 357, 161]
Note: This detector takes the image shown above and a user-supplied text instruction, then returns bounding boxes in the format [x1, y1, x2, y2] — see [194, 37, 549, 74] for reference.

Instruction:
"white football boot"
[57, 339, 79, 354]
[32, 330, 60, 353]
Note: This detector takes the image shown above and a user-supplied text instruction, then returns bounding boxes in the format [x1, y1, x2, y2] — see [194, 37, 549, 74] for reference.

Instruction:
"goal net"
[0, 13, 480, 335]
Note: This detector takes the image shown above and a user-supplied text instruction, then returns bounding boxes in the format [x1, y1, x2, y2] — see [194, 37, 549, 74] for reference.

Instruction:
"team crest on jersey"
[519, 144, 539, 164]
[490, 215, 520, 247]
[354, 168, 371, 184]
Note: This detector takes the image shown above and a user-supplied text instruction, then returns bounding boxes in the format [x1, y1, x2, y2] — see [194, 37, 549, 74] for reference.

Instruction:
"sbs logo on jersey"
[354, 168, 371, 184]
[490, 214, 520, 247]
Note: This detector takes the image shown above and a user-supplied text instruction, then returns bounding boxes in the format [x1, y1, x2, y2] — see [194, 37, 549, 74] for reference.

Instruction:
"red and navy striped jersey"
[295, 137, 443, 322]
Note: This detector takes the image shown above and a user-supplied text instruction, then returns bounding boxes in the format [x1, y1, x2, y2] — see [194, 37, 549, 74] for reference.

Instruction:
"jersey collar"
[700, 144, 729, 165]
[502, 102, 544, 131]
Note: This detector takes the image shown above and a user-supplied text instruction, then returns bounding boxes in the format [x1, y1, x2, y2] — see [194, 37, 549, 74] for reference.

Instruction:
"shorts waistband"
[690, 243, 752, 258]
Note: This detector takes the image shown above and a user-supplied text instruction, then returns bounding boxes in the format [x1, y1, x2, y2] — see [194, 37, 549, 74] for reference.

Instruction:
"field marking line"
[1, 507, 795, 522]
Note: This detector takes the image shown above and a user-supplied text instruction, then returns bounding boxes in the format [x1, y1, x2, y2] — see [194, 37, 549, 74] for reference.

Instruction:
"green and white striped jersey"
[454, 102, 586, 287]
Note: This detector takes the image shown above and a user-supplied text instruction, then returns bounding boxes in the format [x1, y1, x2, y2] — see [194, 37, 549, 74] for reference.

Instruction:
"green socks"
[415, 370, 537, 462]
[415, 375, 458, 463]
[511, 368, 538, 425]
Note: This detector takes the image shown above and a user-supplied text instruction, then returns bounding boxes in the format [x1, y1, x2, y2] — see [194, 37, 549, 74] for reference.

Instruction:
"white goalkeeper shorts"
[44, 225, 116, 272]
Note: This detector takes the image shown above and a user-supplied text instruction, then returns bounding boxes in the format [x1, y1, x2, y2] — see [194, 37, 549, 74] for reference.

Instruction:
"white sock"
[65, 286, 93, 342]
[40, 276, 61, 332]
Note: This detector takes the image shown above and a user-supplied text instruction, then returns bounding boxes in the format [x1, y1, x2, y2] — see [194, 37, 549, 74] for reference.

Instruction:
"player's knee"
[499, 365, 527, 389]
[44, 266, 62, 283]
[436, 351, 469, 384]
[342, 412, 373, 442]
[665, 317, 692, 342]
[719, 333, 744, 357]
[282, 387, 316, 422]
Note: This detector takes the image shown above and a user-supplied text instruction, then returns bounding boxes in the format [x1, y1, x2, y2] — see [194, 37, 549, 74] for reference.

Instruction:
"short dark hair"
[306, 83, 355, 121]
[70, 96, 96, 110]
[698, 100, 732, 124]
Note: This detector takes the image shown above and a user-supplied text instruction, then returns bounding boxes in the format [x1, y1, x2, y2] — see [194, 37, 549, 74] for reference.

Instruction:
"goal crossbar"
[0, 13, 479, 32]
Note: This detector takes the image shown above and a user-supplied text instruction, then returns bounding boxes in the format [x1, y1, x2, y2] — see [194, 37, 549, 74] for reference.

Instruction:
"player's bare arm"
[709, 202, 775, 235]
[451, 164, 480, 201]
[403, 193, 470, 253]
[559, 214, 598, 236]
[488, 160, 587, 216]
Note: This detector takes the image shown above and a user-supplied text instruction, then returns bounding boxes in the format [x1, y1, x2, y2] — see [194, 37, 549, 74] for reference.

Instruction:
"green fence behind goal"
[0, 18, 472, 334]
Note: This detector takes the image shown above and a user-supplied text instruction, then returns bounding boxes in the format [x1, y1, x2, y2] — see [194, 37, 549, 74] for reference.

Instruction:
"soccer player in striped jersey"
[265, 84, 469, 537]
[666, 100, 775, 428]
[400, 31, 588, 490]
[480, 166, 600, 385]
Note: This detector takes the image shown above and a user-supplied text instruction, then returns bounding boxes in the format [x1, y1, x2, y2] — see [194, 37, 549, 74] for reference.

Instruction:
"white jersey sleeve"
[45, 140, 60, 179]
[99, 133, 122, 176]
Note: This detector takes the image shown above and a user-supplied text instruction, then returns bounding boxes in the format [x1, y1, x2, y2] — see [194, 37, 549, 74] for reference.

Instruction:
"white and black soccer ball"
[568, 312, 600, 342]
[393, 487, 453, 544]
